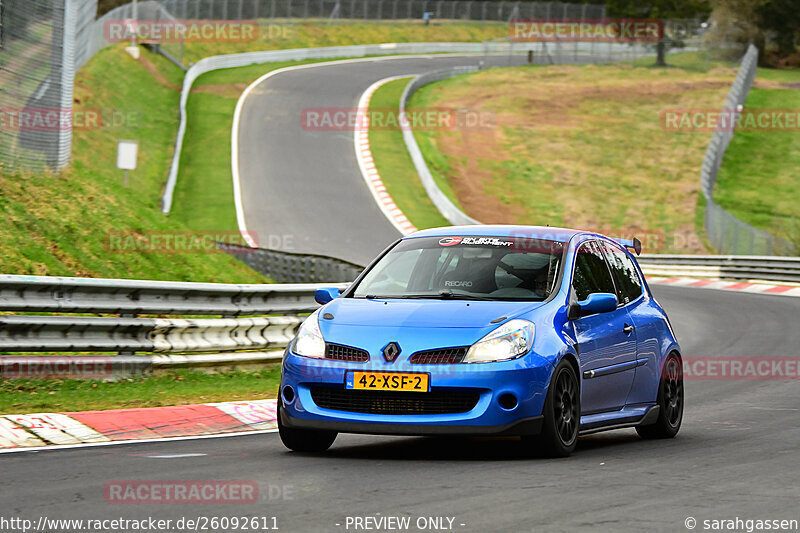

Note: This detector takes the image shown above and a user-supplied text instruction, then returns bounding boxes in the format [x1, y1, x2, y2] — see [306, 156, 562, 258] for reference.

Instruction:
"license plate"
[346, 372, 429, 392]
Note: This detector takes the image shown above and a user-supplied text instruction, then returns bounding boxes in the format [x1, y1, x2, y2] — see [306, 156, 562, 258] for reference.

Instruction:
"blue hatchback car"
[278, 226, 683, 456]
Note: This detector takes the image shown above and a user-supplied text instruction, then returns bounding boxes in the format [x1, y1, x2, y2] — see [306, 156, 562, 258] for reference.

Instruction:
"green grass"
[0, 368, 280, 414]
[2, 21, 507, 276]
[174, 21, 507, 64]
[172, 58, 354, 231]
[367, 78, 451, 229]
[631, 49, 738, 73]
[714, 67, 800, 240]
[380, 63, 742, 253]
[0, 45, 265, 282]
[170, 20, 510, 232]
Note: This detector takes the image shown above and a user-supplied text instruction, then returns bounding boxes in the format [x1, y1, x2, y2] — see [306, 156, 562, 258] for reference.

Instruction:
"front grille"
[325, 343, 369, 362]
[409, 347, 469, 364]
[310, 388, 479, 415]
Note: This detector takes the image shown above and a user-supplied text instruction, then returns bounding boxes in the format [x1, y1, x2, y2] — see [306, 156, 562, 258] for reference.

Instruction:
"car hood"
[321, 298, 543, 328]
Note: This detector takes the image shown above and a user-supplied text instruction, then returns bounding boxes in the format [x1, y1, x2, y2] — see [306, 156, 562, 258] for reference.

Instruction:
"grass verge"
[166, 21, 508, 231]
[172, 58, 353, 231]
[396, 62, 743, 253]
[366, 77, 451, 229]
[0, 45, 265, 282]
[714, 67, 800, 241]
[0, 368, 280, 414]
[172, 21, 506, 64]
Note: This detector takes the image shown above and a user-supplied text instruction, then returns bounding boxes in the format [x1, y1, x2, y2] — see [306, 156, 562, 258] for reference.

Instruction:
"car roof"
[405, 225, 586, 242]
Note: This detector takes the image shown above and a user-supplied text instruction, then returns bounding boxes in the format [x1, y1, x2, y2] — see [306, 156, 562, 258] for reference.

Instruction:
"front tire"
[636, 353, 683, 439]
[525, 359, 579, 457]
[277, 402, 337, 452]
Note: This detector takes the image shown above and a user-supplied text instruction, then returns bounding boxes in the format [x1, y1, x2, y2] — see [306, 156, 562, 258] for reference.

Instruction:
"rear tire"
[636, 353, 683, 439]
[277, 402, 337, 452]
[524, 359, 579, 457]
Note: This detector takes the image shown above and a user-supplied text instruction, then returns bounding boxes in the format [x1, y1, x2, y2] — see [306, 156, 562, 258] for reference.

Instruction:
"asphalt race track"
[3, 55, 798, 532]
[236, 54, 534, 265]
[3, 286, 799, 532]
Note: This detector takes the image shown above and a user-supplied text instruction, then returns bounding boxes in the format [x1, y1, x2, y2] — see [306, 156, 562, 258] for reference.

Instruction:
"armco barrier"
[0, 274, 350, 377]
[400, 66, 482, 226]
[1, 257, 799, 378]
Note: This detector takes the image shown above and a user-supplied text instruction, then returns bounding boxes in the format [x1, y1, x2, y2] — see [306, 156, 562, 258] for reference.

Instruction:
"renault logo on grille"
[383, 342, 401, 363]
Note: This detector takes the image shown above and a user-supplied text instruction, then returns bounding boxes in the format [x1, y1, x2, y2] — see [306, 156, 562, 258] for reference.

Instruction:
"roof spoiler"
[616, 237, 642, 256]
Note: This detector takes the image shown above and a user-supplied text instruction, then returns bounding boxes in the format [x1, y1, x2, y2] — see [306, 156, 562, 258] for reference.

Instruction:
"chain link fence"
[152, 0, 607, 67]
[700, 44, 792, 255]
[153, 0, 606, 24]
[0, 0, 91, 172]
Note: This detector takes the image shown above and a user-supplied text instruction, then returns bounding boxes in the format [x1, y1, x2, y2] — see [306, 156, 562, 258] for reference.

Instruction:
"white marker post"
[117, 140, 139, 188]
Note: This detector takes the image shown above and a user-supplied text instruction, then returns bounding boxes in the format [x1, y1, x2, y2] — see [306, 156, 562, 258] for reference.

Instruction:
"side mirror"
[314, 287, 341, 305]
[569, 292, 618, 319]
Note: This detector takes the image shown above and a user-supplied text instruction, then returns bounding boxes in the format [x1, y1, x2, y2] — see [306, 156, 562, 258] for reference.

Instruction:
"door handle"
[623, 324, 634, 334]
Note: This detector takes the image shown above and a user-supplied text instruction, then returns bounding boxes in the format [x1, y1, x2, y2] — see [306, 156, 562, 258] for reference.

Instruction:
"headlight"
[464, 319, 535, 363]
[293, 310, 325, 358]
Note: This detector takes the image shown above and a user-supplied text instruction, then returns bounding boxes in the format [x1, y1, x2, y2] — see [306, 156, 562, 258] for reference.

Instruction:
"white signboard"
[117, 140, 138, 171]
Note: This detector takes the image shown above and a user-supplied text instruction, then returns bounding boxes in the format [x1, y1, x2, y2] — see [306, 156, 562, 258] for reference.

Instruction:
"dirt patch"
[137, 55, 181, 91]
[414, 67, 737, 251]
[435, 128, 526, 224]
[191, 83, 249, 98]
[753, 79, 800, 90]
[432, 76, 730, 225]
[136, 54, 246, 98]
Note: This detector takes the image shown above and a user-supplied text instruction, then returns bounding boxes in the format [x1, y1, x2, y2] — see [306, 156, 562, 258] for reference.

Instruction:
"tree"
[756, 0, 800, 58]
[706, 0, 799, 64]
[603, 0, 713, 66]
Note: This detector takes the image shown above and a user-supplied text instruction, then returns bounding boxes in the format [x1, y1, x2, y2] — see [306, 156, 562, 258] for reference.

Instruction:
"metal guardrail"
[1, 257, 799, 377]
[0, 274, 353, 376]
[0, 315, 301, 353]
[0, 274, 341, 315]
[400, 66, 482, 226]
[638, 255, 800, 284]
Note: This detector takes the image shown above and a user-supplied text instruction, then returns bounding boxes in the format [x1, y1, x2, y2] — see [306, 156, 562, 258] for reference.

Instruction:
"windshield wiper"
[403, 291, 494, 301]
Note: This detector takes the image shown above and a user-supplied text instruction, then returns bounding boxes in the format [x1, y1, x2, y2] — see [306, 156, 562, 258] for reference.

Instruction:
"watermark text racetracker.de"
[678, 357, 800, 381]
[104, 19, 259, 43]
[2, 356, 114, 380]
[104, 480, 293, 505]
[301, 107, 494, 132]
[105, 231, 295, 254]
[661, 108, 800, 132]
[509, 18, 663, 42]
[0, 108, 142, 132]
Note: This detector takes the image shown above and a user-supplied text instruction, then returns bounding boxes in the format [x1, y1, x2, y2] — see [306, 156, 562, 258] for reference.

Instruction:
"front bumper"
[280, 348, 553, 436]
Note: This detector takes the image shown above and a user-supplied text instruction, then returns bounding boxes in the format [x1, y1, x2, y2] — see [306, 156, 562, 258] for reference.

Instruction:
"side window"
[602, 242, 643, 305]
[572, 241, 616, 301]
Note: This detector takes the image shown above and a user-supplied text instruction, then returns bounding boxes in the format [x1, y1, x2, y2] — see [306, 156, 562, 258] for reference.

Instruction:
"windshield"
[352, 236, 565, 301]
